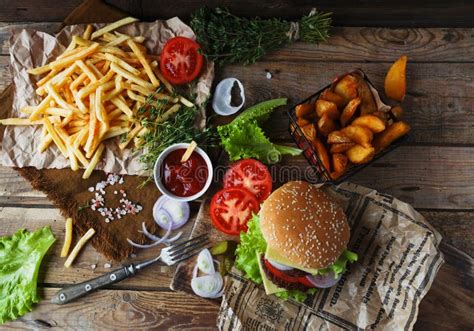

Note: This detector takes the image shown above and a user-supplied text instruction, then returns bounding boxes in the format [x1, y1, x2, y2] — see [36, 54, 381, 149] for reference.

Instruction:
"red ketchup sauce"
[162, 149, 208, 197]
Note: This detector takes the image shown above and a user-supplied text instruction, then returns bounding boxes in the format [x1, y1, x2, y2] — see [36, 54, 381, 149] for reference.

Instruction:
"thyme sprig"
[190, 7, 332, 66]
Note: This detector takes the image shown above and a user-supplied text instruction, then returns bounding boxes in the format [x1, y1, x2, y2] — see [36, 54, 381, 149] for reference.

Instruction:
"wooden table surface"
[0, 1, 473, 330]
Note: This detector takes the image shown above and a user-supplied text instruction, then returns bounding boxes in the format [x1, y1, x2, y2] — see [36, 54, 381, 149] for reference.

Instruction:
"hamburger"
[235, 181, 357, 301]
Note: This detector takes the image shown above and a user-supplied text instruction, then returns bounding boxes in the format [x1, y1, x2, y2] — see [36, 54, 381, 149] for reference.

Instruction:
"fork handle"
[51, 264, 136, 305]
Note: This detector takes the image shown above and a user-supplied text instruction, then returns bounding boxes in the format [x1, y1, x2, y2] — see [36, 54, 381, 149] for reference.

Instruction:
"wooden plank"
[4, 288, 220, 330]
[218, 61, 474, 145]
[0, 0, 83, 23]
[108, 0, 474, 28]
[0, 206, 190, 289]
[421, 211, 474, 257]
[1, 23, 473, 62]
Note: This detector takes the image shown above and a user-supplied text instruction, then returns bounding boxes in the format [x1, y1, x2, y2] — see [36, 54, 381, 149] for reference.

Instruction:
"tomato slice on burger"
[263, 259, 316, 288]
[210, 187, 260, 235]
[223, 159, 272, 203]
[159, 36, 204, 85]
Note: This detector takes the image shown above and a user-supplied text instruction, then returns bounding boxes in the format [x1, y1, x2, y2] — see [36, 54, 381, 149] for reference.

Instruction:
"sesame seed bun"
[260, 181, 350, 270]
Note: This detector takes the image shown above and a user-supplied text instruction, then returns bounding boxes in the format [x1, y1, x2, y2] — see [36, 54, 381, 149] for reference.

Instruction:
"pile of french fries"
[1, 17, 192, 179]
[295, 71, 410, 180]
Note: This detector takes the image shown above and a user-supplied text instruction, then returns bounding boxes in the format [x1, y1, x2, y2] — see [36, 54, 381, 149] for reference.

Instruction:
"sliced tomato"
[263, 259, 315, 288]
[159, 36, 204, 85]
[223, 159, 272, 203]
[210, 187, 260, 235]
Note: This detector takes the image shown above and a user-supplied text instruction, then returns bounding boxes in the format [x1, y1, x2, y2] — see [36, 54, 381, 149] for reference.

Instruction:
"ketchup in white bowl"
[162, 149, 208, 197]
[154, 143, 213, 202]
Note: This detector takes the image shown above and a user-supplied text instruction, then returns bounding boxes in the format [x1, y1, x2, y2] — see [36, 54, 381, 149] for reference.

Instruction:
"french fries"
[1, 18, 192, 179]
[64, 228, 96, 268]
[293, 71, 410, 179]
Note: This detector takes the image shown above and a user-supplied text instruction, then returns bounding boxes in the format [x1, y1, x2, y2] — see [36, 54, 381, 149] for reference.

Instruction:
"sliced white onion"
[153, 197, 190, 230]
[212, 78, 245, 116]
[161, 199, 190, 230]
[305, 271, 341, 288]
[127, 218, 172, 248]
[267, 258, 294, 271]
[141, 222, 161, 241]
[197, 248, 215, 275]
[191, 273, 224, 298]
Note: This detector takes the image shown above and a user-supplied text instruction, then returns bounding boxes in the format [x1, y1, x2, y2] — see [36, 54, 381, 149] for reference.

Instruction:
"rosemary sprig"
[136, 90, 218, 176]
[190, 7, 332, 66]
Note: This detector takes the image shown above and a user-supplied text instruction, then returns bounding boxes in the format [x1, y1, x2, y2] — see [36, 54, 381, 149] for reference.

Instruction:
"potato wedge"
[391, 106, 404, 120]
[320, 88, 345, 108]
[341, 125, 373, 148]
[328, 130, 352, 144]
[352, 115, 386, 133]
[373, 111, 390, 126]
[301, 123, 317, 141]
[330, 142, 355, 154]
[374, 121, 410, 153]
[312, 138, 331, 172]
[384, 55, 407, 102]
[317, 113, 337, 136]
[346, 145, 375, 164]
[295, 103, 314, 118]
[355, 75, 377, 114]
[332, 153, 348, 173]
[334, 74, 358, 105]
[340, 97, 361, 127]
[316, 99, 340, 120]
[297, 117, 311, 127]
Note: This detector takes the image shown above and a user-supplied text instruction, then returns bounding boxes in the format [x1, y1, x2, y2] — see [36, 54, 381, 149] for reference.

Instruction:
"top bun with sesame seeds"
[259, 181, 350, 270]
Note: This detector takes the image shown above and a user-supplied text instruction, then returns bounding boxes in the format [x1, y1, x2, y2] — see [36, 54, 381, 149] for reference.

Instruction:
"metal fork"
[51, 234, 209, 304]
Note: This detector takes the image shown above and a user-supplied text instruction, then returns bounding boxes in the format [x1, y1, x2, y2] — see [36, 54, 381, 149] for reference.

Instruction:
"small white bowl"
[154, 143, 213, 202]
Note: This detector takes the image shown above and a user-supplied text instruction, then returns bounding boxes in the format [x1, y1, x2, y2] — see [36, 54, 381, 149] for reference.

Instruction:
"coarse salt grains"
[87, 173, 143, 223]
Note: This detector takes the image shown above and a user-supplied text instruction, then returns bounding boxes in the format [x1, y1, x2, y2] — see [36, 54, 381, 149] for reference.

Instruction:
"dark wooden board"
[3, 0, 472, 27]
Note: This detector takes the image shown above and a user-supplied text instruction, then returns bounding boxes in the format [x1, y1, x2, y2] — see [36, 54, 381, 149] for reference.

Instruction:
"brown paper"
[218, 182, 444, 330]
[1, 19, 214, 176]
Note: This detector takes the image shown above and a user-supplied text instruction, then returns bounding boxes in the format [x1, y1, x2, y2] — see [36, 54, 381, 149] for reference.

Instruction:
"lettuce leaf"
[217, 98, 301, 163]
[235, 215, 313, 302]
[318, 249, 358, 278]
[0, 227, 55, 324]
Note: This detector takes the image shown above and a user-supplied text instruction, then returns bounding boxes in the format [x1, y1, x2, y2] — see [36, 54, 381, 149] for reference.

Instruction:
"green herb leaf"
[191, 7, 332, 66]
[0, 227, 55, 324]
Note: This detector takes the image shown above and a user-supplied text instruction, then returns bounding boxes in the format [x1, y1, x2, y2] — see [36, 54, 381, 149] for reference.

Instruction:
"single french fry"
[127, 89, 146, 103]
[119, 124, 142, 150]
[83, 24, 94, 40]
[91, 17, 139, 40]
[82, 144, 104, 179]
[75, 59, 98, 82]
[29, 95, 54, 121]
[43, 117, 68, 157]
[60, 218, 74, 257]
[0, 118, 41, 125]
[153, 67, 174, 93]
[104, 53, 140, 75]
[110, 63, 154, 90]
[64, 228, 96, 267]
[127, 39, 160, 87]
[36, 68, 60, 87]
[179, 96, 194, 108]
[102, 126, 129, 140]
[111, 96, 134, 118]
[38, 134, 53, 153]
